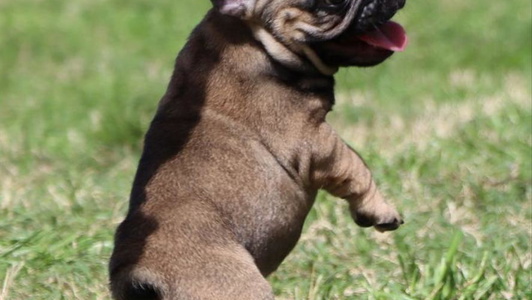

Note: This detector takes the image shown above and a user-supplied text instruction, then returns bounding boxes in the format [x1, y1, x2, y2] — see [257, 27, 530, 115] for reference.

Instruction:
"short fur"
[110, 0, 405, 299]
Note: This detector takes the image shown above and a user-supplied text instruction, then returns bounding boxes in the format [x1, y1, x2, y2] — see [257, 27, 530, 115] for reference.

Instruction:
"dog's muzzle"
[352, 0, 406, 33]
[311, 0, 407, 68]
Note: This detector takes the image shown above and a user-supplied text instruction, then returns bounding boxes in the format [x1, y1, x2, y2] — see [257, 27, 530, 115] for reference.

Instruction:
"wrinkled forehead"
[211, 0, 360, 20]
[272, 0, 361, 37]
[256, 0, 360, 14]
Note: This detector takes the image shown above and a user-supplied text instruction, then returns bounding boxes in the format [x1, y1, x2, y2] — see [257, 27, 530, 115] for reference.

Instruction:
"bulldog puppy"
[110, 0, 407, 299]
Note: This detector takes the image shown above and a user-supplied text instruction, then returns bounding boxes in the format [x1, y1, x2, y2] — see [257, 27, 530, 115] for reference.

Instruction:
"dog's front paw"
[351, 202, 403, 232]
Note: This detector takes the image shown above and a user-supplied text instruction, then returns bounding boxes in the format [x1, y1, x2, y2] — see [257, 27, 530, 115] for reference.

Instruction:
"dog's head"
[211, 0, 407, 75]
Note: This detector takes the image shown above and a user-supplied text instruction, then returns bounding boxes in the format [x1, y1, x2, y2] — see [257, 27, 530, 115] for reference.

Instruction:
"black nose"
[353, 0, 406, 33]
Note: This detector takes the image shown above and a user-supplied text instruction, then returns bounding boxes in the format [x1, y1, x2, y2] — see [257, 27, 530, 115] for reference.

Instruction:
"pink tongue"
[357, 21, 408, 52]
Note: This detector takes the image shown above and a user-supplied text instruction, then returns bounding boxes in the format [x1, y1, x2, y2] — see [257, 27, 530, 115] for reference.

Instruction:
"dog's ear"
[211, 0, 254, 18]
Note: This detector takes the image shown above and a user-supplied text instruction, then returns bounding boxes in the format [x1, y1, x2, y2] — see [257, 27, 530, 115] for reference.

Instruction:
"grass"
[0, 0, 530, 299]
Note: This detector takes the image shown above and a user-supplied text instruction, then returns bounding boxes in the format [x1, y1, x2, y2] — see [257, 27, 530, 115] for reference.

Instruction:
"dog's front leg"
[311, 124, 403, 232]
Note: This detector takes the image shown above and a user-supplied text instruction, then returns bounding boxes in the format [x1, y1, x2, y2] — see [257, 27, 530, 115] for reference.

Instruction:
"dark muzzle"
[352, 0, 406, 33]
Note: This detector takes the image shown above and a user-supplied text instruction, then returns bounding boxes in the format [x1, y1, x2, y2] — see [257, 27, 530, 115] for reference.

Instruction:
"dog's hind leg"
[110, 248, 274, 300]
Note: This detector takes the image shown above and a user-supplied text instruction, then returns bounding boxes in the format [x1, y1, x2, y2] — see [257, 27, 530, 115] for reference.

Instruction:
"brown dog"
[110, 0, 407, 299]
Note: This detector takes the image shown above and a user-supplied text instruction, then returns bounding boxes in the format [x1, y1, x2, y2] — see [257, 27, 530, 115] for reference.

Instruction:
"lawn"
[0, 0, 530, 299]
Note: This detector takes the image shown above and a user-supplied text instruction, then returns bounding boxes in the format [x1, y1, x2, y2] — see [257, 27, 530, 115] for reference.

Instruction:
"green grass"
[0, 0, 530, 299]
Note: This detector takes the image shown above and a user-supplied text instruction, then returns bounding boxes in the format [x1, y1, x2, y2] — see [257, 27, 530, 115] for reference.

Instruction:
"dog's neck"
[249, 24, 339, 77]
[199, 12, 336, 93]
[165, 11, 336, 100]
[159, 11, 335, 128]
